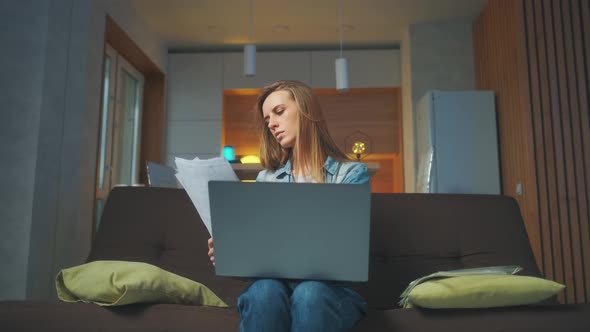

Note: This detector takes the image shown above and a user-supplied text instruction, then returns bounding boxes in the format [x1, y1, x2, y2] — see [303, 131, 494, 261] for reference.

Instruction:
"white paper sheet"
[174, 156, 239, 235]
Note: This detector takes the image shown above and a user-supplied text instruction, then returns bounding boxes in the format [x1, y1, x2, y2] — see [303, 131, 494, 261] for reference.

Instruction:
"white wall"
[165, 53, 225, 163]
[310, 50, 401, 88]
[409, 18, 475, 109]
[165, 49, 401, 166]
[0, 0, 50, 300]
[403, 18, 475, 191]
[0, 0, 166, 301]
[101, 0, 167, 71]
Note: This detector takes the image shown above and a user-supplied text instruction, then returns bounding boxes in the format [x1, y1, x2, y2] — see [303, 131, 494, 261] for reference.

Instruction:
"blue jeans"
[237, 279, 367, 332]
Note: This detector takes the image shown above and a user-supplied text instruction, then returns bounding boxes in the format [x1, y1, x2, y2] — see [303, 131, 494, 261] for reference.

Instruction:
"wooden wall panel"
[544, 0, 570, 303]
[316, 88, 402, 155]
[474, 0, 590, 304]
[556, 0, 585, 303]
[362, 154, 403, 193]
[139, 74, 166, 184]
[222, 88, 403, 193]
[572, 0, 590, 305]
[366, 156, 394, 193]
[222, 91, 259, 157]
[523, 0, 551, 281]
[473, 0, 543, 274]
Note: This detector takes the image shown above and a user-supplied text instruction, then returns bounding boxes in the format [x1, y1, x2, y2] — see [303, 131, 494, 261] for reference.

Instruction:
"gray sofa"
[1, 187, 589, 331]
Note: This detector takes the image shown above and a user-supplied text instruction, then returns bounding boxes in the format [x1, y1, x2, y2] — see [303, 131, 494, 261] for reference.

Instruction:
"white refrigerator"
[415, 90, 501, 194]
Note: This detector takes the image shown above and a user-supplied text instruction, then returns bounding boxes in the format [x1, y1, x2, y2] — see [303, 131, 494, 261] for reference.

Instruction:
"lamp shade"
[335, 57, 349, 91]
[244, 44, 256, 76]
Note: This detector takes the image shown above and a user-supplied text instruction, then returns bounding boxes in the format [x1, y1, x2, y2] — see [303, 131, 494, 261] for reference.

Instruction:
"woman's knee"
[238, 279, 291, 332]
[291, 281, 336, 306]
[238, 279, 289, 309]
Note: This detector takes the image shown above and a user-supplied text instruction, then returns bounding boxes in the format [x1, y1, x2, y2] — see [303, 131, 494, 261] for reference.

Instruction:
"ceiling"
[130, 0, 487, 51]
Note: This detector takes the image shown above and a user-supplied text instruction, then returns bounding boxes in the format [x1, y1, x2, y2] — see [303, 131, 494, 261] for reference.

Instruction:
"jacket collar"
[273, 156, 339, 179]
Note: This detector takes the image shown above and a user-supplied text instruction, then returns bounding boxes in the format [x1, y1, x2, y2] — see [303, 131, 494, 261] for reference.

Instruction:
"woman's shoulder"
[339, 160, 366, 167]
[332, 159, 369, 184]
[256, 169, 274, 182]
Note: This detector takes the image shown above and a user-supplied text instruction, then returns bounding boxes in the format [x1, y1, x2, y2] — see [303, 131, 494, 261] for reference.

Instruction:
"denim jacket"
[255, 156, 369, 184]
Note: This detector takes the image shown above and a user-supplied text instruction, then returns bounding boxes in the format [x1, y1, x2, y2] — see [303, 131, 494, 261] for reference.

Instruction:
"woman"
[208, 80, 368, 332]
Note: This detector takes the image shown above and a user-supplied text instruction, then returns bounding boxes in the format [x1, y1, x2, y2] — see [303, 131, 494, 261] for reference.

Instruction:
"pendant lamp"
[244, 0, 256, 76]
[335, 0, 348, 91]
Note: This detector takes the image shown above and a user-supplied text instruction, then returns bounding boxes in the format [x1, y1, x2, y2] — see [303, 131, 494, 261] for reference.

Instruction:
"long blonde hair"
[255, 80, 349, 182]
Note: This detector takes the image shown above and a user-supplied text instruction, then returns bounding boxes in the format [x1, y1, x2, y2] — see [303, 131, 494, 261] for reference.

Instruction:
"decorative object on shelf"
[345, 131, 372, 161]
[352, 141, 366, 161]
[244, 0, 256, 76]
[222, 146, 235, 161]
[240, 155, 261, 164]
[335, 0, 349, 91]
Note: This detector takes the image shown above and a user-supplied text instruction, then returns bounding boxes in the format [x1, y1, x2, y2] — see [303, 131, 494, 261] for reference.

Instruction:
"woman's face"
[262, 90, 299, 149]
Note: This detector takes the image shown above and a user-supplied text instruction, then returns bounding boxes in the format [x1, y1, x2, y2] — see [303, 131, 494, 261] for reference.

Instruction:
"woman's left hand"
[207, 237, 215, 266]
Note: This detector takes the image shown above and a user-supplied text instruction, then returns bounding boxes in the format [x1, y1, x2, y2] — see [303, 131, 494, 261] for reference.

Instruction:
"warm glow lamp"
[352, 141, 366, 160]
[240, 155, 260, 164]
[344, 131, 371, 161]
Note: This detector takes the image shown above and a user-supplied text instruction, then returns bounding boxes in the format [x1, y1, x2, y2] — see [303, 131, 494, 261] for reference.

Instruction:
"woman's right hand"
[207, 237, 215, 266]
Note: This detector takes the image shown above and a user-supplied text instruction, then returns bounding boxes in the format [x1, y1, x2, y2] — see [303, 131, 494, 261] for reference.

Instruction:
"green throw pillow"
[56, 260, 227, 307]
[405, 274, 564, 309]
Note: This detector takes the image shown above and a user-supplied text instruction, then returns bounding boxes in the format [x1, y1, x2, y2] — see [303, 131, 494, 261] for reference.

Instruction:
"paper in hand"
[174, 156, 239, 235]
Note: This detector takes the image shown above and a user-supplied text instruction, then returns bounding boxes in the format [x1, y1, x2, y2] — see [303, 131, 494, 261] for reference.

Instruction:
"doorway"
[94, 44, 145, 230]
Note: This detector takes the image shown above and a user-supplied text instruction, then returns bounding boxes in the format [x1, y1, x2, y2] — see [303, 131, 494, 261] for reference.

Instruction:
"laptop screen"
[209, 181, 371, 282]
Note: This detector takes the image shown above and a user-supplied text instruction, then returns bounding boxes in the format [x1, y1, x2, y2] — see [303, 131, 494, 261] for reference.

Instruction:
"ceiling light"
[244, 0, 256, 76]
[244, 44, 256, 77]
[335, 0, 349, 91]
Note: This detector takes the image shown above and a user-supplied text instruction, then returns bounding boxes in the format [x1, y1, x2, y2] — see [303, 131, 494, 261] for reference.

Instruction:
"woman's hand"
[207, 237, 215, 266]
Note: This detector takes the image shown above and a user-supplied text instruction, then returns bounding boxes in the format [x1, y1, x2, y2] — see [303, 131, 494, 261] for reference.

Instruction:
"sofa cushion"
[88, 188, 249, 307]
[351, 193, 543, 309]
[56, 260, 227, 307]
[405, 275, 565, 309]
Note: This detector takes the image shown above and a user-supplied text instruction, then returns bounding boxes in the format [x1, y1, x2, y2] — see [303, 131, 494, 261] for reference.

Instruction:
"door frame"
[93, 16, 165, 236]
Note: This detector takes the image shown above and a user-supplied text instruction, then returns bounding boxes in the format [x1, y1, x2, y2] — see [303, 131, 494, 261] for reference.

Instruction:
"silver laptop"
[209, 181, 371, 282]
